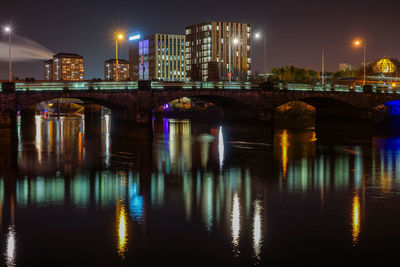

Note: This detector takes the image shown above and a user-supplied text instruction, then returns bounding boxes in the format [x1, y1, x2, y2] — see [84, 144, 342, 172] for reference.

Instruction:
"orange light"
[354, 40, 361, 46]
[392, 83, 396, 87]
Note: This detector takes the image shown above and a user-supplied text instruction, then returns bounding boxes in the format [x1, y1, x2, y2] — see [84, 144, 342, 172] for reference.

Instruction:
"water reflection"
[117, 203, 128, 258]
[252, 199, 263, 261]
[352, 191, 361, 246]
[218, 126, 224, 169]
[6, 114, 400, 264]
[5, 225, 16, 267]
[231, 192, 240, 256]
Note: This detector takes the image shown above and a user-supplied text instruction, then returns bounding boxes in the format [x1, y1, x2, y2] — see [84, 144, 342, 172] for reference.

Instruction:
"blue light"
[129, 34, 141, 41]
[385, 100, 400, 116]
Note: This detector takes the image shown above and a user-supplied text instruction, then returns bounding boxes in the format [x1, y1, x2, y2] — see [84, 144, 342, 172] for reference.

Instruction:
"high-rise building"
[104, 59, 129, 81]
[185, 21, 252, 81]
[52, 53, 84, 81]
[43, 59, 53, 80]
[129, 34, 186, 81]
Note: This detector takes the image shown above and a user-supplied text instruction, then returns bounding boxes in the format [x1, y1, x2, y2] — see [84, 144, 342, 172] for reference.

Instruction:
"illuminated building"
[129, 34, 186, 81]
[104, 59, 129, 81]
[43, 59, 53, 80]
[339, 63, 352, 71]
[52, 53, 84, 81]
[373, 57, 396, 74]
[185, 21, 252, 81]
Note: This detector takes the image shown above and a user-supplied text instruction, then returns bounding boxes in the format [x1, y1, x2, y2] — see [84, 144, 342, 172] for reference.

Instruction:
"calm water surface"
[1, 115, 400, 266]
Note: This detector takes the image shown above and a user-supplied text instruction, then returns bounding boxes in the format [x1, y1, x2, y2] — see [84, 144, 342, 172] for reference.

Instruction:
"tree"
[270, 65, 320, 84]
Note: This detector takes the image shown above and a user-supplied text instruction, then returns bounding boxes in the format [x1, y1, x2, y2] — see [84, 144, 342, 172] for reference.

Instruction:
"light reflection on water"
[3, 115, 400, 264]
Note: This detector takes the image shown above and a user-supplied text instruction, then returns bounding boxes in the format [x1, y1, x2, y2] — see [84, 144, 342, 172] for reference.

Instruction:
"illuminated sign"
[129, 34, 141, 41]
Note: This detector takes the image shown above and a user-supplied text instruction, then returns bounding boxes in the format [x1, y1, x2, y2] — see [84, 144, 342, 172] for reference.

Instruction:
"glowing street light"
[4, 26, 12, 81]
[354, 39, 366, 85]
[115, 33, 125, 82]
[255, 32, 267, 82]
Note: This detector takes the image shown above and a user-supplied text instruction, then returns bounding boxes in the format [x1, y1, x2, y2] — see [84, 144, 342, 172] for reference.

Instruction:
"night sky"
[0, 0, 399, 80]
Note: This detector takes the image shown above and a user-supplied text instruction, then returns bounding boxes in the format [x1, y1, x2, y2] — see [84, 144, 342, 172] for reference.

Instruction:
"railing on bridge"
[0, 81, 260, 92]
[0, 80, 399, 93]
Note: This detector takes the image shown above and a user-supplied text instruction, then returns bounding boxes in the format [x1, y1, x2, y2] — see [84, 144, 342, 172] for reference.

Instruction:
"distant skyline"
[1, 0, 400, 79]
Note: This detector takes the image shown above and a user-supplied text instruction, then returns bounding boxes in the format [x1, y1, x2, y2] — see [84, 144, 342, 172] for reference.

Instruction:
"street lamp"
[115, 34, 124, 82]
[4, 26, 12, 82]
[255, 32, 267, 82]
[354, 39, 366, 85]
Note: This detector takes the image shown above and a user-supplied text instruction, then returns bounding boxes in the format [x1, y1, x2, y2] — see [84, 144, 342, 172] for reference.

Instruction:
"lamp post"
[354, 40, 366, 85]
[4, 26, 11, 81]
[115, 34, 124, 82]
[255, 33, 267, 82]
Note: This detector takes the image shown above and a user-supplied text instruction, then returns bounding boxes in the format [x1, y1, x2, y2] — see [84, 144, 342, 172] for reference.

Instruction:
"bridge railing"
[9, 81, 139, 91]
[1, 81, 400, 93]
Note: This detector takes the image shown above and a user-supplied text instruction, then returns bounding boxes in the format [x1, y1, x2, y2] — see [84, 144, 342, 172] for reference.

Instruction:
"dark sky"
[1, 0, 400, 79]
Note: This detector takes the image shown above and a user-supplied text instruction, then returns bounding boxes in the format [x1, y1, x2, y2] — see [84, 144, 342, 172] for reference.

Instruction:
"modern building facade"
[129, 34, 186, 81]
[52, 53, 84, 81]
[185, 21, 252, 81]
[43, 59, 53, 80]
[104, 59, 129, 81]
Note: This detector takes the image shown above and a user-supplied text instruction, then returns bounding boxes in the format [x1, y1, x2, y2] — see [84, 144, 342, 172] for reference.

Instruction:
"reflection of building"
[129, 34, 186, 81]
[43, 59, 53, 80]
[104, 59, 129, 81]
[185, 21, 252, 81]
[51, 53, 84, 81]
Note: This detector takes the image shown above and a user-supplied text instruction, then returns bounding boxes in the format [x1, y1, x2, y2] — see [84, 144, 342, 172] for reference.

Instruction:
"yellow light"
[352, 192, 361, 246]
[392, 83, 396, 87]
[281, 130, 289, 179]
[117, 34, 124, 40]
[117, 204, 128, 257]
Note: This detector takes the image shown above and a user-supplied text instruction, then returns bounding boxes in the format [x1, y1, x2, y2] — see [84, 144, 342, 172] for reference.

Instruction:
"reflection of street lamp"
[4, 26, 12, 81]
[229, 38, 239, 82]
[354, 39, 366, 85]
[115, 34, 124, 82]
[255, 33, 267, 82]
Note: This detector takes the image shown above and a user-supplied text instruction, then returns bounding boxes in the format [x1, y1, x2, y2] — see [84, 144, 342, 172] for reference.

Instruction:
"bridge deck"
[0, 81, 398, 94]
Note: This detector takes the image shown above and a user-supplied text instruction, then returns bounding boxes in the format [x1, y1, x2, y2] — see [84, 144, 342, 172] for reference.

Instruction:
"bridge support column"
[0, 111, 18, 170]
[111, 109, 153, 141]
[84, 103, 102, 139]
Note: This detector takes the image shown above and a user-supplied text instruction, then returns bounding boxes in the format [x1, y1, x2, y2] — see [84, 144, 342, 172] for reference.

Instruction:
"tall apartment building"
[104, 59, 129, 81]
[43, 59, 53, 80]
[52, 53, 84, 81]
[185, 21, 252, 81]
[129, 34, 186, 81]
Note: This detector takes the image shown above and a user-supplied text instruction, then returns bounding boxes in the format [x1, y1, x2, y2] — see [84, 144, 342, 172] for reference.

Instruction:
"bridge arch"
[15, 94, 129, 112]
[275, 97, 363, 121]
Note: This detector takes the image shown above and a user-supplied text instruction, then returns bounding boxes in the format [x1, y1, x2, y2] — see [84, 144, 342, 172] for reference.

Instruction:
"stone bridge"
[1, 81, 400, 123]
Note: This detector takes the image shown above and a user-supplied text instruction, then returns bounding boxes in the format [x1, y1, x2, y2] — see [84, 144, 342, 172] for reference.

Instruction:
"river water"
[0, 115, 399, 266]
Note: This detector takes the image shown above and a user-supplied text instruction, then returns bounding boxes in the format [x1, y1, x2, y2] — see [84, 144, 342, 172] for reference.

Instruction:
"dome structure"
[373, 57, 396, 74]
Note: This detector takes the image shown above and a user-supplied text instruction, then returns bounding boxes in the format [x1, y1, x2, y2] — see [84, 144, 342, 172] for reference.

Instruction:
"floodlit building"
[52, 53, 84, 81]
[104, 59, 129, 81]
[339, 63, 352, 71]
[185, 21, 252, 81]
[43, 59, 53, 80]
[129, 34, 186, 81]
